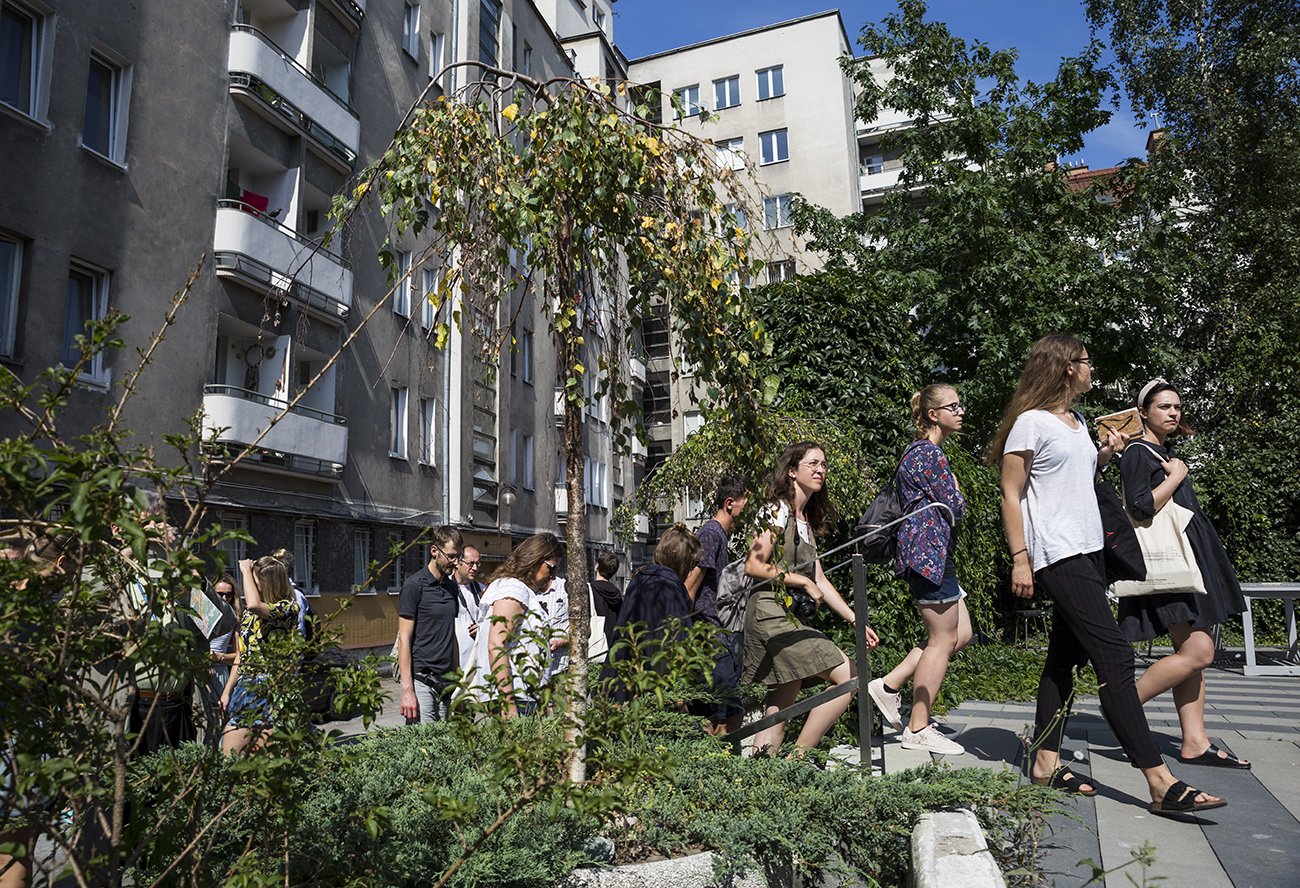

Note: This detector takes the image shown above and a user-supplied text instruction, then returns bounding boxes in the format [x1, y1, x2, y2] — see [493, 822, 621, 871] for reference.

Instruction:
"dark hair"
[767, 441, 832, 535]
[594, 550, 619, 580]
[1139, 381, 1195, 437]
[495, 532, 564, 589]
[429, 525, 465, 555]
[987, 333, 1087, 465]
[653, 524, 703, 582]
[711, 474, 747, 512]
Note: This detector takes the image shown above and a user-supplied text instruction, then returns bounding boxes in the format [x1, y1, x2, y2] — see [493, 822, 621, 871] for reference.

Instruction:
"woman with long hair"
[469, 532, 565, 718]
[1120, 380, 1249, 768]
[220, 553, 301, 754]
[992, 334, 1225, 815]
[868, 385, 972, 755]
[743, 442, 880, 755]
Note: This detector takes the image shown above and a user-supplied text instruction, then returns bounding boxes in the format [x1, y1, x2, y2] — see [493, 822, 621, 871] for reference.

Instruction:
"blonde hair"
[252, 551, 293, 605]
[986, 333, 1086, 465]
[911, 384, 956, 437]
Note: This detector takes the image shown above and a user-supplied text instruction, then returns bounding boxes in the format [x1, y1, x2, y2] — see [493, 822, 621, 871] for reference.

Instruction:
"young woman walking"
[868, 385, 972, 755]
[992, 334, 1225, 815]
[1120, 380, 1249, 768]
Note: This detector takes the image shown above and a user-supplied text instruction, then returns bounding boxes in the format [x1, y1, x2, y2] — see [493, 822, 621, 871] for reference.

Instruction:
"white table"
[1240, 583, 1300, 676]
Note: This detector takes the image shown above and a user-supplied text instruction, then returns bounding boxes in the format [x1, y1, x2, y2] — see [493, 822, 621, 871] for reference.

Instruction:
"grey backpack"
[713, 559, 754, 632]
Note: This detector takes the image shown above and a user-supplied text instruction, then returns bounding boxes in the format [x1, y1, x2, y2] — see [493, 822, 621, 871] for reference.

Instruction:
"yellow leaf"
[710, 277, 722, 291]
[502, 103, 520, 121]
[644, 136, 662, 156]
[641, 216, 655, 229]
[737, 352, 750, 367]
[354, 181, 369, 199]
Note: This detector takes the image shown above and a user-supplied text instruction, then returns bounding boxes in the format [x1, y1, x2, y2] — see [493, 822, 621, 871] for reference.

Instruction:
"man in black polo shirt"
[397, 526, 464, 723]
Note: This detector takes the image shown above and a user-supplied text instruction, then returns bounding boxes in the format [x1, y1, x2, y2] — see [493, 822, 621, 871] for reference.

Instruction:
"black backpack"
[855, 482, 903, 564]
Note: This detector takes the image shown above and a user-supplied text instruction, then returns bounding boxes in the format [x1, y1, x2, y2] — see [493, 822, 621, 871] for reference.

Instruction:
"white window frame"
[386, 531, 407, 593]
[419, 396, 436, 465]
[861, 153, 884, 176]
[713, 75, 740, 110]
[763, 194, 793, 230]
[216, 512, 249, 583]
[756, 65, 784, 101]
[673, 84, 700, 118]
[522, 433, 535, 491]
[402, 3, 421, 59]
[293, 521, 317, 593]
[420, 266, 438, 328]
[592, 5, 606, 30]
[714, 136, 744, 171]
[759, 128, 789, 165]
[1, 0, 52, 123]
[428, 30, 445, 80]
[390, 385, 408, 458]
[767, 259, 797, 284]
[353, 527, 375, 593]
[393, 251, 412, 317]
[0, 233, 21, 359]
[520, 328, 533, 384]
[81, 49, 132, 166]
[64, 261, 110, 385]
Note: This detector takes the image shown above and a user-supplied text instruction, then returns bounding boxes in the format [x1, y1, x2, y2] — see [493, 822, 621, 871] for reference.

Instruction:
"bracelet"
[1010, 547, 1027, 558]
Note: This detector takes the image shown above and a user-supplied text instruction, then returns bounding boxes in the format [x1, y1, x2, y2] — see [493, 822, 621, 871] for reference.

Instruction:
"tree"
[334, 68, 767, 779]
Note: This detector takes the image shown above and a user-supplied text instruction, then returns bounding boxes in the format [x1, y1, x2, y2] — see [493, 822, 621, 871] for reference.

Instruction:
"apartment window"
[522, 434, 535, 490]
[520, 328, 533, 383]
[714, 136, 744, 171]
[419, 396, 436, 464]
[584, 458, 608, 509]
[64, 263, 109, 381]
[83, 53, 130, 164]
[216, 512, 249, 580]
[390, 386, 408, 458]
[293, 521, 316, 592]
[1, 1, 44, 118]
[393, 251, 412, 316]
[593, 5, 606, 29]
[508, 427, 519, 485]
[428, 31, 445, 79]
[713, 75, 740, 110]
[386, 532, 407, 592]
[763, 194, 793, 230]
[522, 43, 533, 77]
[756, 65, 784, 100]
[861, 153, 884, 176]
[759, 128, 789, 165]
[724, 203, 749, 232]
[673, 84, 700, 118]
[0, 234, 20, 359]
[479, 0, 502, 68]
[402, 3, 420, 59]
[420, 267, 437, 328]
[767, 259, 797, 284]
[353, 528, 373, 591]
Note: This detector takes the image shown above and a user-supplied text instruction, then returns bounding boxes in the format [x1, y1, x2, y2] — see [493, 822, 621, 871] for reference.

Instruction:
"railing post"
[852, 552, 879, 773]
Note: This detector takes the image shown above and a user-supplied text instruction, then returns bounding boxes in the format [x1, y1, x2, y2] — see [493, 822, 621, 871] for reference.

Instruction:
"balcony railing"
[230, 24, 353, 112]
[320, 0, 365, 28]
[204, 384, 346, 425]
[202, 385, 349, 474]
[214, 250, 349, 322]
[214, 201, 353, 308]
[228, 73, 357, 168]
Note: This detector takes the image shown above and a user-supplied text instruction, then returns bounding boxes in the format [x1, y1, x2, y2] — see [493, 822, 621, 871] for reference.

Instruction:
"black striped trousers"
[1032, 550, 1163, 769]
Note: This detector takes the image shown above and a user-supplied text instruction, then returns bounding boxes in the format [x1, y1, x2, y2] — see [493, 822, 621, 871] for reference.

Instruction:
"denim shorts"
[228, 677, 273, 728]
[906, 570, 965, 606]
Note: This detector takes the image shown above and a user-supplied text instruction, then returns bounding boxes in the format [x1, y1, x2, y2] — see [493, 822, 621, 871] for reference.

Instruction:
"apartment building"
[0, 0, 640, 649]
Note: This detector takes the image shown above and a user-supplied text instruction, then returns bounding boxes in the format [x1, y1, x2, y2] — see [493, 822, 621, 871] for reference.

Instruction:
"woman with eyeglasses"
[991, 334, 1225, 816]
[743, 441, 880, 756]
[205, 573, 239, 736]
[867, 385, 971, 756]
[1119, 380, 1249, 768]
[469, 532, 565, 718]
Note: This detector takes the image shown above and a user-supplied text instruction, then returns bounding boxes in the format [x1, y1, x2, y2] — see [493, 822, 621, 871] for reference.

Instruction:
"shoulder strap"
[1125, 439, 1163, 459]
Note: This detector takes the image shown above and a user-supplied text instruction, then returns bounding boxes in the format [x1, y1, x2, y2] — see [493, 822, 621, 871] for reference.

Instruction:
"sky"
[612, 0, 1148, 169]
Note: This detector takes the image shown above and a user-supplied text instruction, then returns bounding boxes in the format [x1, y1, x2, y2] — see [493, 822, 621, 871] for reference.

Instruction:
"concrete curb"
[560, 851, 770, 888]
[909, 809, 1005, 888]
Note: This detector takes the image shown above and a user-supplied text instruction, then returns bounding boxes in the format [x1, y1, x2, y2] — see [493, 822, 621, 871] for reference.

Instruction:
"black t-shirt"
[398, 566, 460, 682]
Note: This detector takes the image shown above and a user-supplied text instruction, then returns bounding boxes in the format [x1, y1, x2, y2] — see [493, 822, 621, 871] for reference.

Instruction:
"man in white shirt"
[452, 545, 484, 676]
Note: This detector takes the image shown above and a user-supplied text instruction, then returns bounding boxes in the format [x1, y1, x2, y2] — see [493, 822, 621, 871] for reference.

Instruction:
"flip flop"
[1032, 767, 1098, 797]
[1176, 743, 1251, 770]
[1149, 780, 1227, 816]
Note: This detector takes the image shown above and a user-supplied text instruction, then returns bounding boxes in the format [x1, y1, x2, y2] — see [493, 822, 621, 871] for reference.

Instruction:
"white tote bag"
[1111, 447, 1207, 598]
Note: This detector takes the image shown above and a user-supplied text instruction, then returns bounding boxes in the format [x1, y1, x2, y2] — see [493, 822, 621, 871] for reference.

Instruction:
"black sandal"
[1176, 743, 1251, 770]
[1032, 767, 1098, 797]
[1149, 780, 1227, 816]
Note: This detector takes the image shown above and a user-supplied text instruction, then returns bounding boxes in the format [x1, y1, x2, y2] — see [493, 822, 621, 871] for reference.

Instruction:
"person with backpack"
[742, 442, 879, 756]
[867, 385, 973, 755]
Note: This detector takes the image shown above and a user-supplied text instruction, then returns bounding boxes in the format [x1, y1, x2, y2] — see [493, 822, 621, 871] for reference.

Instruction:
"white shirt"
[1004, 410, 1103, 572]
[453, 583, 484, 676]
[468, 577, 551, 703]
[765, 501, 812, 543]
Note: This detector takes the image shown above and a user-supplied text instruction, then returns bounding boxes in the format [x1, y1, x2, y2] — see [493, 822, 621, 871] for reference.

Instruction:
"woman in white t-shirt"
[990, 333, 1225, 817]
[468, 532, 564, 718]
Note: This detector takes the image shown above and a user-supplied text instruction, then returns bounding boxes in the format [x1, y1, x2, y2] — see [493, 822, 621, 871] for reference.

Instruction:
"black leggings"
[1032, 550, 1162, 769]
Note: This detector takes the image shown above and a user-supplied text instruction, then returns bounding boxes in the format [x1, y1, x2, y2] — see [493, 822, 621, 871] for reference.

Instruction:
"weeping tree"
[334, 67, 768, 778]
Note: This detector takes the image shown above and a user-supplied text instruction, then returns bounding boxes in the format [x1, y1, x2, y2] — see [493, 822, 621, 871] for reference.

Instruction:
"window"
[520, 329, 533, 383]
[428, 31, 445, 79]
[390, 386, 408, 458]
[860, 153, 884, 176]
[353, 528, 373, 592]
[713, 75, 740, 110]
[763, 194, 793, 230]
[759, 128, 789, 165]
[420, 267, 437, 328]
[724, 203, 748, 232]
[402, 3, 420, 59]
[522, 434, 534, 490]
[714, 136, 744, 171]
[0, 234, 21, 358]
[673, 84, 700, 118]
[479, 0, 502, 67]
[393, 251, 412, 316]
[767, 259, 796, 284]
[593, 5, 606, 29]
[756, 65, 784, 100]
[293, 521, 316, 592]
[216, 513, 249, 580]
[419, 396, 436, 464]
[64, 263, 109, 382]
[386, 532, 407, 592]
[522, 43, 533, 77]
[83, 53, 130, 163]
[508, 427, 519, 485]
[584, 458, 608, 508]
[1, 1, 45, 119]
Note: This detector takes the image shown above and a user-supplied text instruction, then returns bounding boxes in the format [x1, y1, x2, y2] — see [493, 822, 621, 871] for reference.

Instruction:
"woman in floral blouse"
[867, 384, 971, 756]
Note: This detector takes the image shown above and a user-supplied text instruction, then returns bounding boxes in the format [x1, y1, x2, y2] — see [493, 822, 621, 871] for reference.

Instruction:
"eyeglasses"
[436, 548, 460, 562]
[799, 460, 829, 470]
[541, 561, 559, 574]
[937, 402, 965, 415]
[462, 559, 480, 568]
[1071, 357, 1096, 368]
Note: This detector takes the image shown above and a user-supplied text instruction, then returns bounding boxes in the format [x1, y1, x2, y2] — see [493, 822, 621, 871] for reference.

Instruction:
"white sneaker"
[900, 724, 965, 756]
[867, 677, 903, 731]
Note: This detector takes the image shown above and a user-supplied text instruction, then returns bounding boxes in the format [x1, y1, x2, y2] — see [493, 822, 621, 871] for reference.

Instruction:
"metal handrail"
[319, 0, 364, 26]
[216, 199, 352, 269]
[227, 73, 358, 168]
[213, 250, 349, 320]
[230, 23, 356, 114]
[203, 384, 347, 426]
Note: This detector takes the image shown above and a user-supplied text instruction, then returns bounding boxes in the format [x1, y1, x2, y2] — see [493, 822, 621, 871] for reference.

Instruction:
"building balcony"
[227, 25, 359, 167]
[202, 385, 348, 478]
[214, 250, 349, 323]
[629, 356, 647, 384]
[630, 434, 647, 462]
[320, 0, 365, 31]
[635, 514, 651, 537]
[859, 167, 903, 197]
[214, 201, 353, 308]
